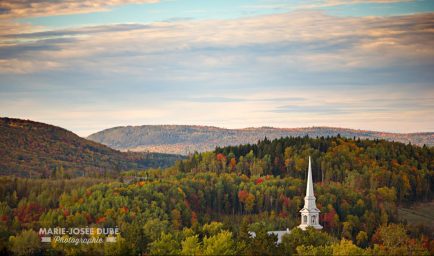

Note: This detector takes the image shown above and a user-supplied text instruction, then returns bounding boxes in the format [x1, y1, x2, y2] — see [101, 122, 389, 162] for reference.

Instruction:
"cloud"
[1, 11, 432, 75]
[242, 0, 413, 14]
[0, 58, 63, 73]
[326, 0, 412, 5]
[0, 0, 159, 19]
[0, 10, 433, 134]
[300, 0, 413, 9]
[2, 23, 152, 39]
[271, 95, 434, 115]
[173, 96, 307, 103]
[273, 104, 352, 115]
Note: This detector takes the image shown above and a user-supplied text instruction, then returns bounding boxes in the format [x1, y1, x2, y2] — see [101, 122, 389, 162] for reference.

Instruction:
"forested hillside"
[0, 136, 432, 255]
[0, 118, 184, 178]
[177, 136, 433, 203]
[87, 125, 434, 155]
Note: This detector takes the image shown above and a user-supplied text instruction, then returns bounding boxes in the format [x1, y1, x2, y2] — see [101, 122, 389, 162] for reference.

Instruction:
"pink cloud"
[0, 0, 159, 19]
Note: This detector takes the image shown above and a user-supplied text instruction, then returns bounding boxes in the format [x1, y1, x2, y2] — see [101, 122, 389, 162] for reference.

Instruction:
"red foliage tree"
[322, 208, 338, 230]
[216, 153, 226, 162]
[238, 190, 249, 202]
[96, 216, 106, 224]
[14, 203, 44, 223]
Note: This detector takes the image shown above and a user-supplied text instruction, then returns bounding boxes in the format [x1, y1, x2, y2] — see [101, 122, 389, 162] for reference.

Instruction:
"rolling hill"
[0, 118, 184, 178]
[88, 125, 434, 155]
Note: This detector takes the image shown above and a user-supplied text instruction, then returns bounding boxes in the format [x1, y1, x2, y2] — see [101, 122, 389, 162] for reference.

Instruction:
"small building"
[248, 228, 291, 244]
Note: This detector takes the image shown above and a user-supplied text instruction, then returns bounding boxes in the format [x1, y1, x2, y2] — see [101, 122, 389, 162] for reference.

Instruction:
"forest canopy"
[0, 135, 432, 255]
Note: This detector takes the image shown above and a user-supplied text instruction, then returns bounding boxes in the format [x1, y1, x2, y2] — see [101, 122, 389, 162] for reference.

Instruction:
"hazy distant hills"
[0, 118, 183, 178]
[87, 125, 434, 155]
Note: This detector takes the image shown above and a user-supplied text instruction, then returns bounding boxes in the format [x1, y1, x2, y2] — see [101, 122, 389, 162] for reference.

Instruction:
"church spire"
[306, 156, 314, 198]
[299, 156, 323, 230]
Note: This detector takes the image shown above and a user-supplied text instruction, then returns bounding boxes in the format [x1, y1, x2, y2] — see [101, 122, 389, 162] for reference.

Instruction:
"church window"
[303, 215, 307, 224]
[312, 215, 315, 224]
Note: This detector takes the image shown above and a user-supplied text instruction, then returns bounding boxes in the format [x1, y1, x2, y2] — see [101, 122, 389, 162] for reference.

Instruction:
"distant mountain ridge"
[0, 118, 183, 178]
[87, 125, 434, 155]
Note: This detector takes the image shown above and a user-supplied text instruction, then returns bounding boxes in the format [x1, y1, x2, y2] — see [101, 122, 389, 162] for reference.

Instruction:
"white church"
[249, 156, 322, 244]
[298, 156, 323, 231]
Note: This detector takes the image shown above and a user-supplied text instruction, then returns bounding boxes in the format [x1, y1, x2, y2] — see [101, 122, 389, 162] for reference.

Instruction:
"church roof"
[299, 207, 320, 213]
[248, 228, 291, 244]
[267, 229, 291, 244]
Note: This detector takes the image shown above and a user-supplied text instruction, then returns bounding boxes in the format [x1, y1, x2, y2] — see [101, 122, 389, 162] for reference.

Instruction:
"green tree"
[180, 235, 201, 255]
[296, 245, 332, 256]
[280, 227, 335, 255]
[356, 231, 368, 248]
[104, 235, 131, 256]
[244, 227, 277, 256]
[377, 223, 407, 247]
[203, 230, 236, 255]
[171, 209, 182, 230]
[149, 232, 180, 255]
[331, 239, 364, 256]
[341, 221, 353, 240]
[244, 193, 255, 213]
[9, 229, 42, 256]
[372, 223, 429, 255]
[202, 221, 224, 236]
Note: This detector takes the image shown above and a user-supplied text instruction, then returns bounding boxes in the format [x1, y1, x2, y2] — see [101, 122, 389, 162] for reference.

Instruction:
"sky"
[0, 0, 433, 136]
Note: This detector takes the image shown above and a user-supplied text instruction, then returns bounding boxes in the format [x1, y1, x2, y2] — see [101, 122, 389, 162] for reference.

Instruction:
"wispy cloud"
[300, 0, 413, 9]
[326, 0, 413, 5]
[243, 0, 412, 11]
[2, 23, 152, 39]
[173, 96, 307, 103]
[1, 11, 433, 74]
[0, 0, 159, 19]
[271, 95, 434, 115]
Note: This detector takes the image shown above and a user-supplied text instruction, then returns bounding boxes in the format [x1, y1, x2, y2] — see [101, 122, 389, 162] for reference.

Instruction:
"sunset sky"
[1, 0, 433, 136]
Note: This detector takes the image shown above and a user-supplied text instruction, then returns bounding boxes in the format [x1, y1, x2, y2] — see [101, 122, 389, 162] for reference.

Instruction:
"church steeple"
[306, 156, 314, 198]
[299, 156, 323, 230]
